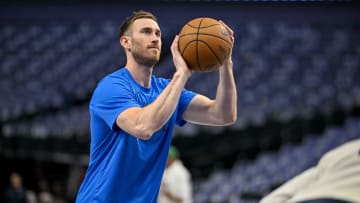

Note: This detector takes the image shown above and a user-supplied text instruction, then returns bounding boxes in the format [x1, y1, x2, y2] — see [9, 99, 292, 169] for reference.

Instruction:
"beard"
[132, 50, 159, 67]
[131, 40, 160, 67]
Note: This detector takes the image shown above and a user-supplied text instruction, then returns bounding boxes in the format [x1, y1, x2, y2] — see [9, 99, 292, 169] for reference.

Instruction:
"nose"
[151, 34, 160, 42]
[151, 38, 160, 47]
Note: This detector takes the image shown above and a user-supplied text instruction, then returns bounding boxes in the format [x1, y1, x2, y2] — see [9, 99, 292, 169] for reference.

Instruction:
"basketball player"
[75, 10, 236, 202]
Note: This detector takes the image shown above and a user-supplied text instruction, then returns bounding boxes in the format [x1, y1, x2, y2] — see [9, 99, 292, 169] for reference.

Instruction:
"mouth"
[147, 46, 160, 51]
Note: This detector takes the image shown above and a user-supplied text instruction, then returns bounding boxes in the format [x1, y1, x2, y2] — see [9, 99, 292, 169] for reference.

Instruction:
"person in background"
[260, 139, 360, 203]
[4, 172, 28, 203]
[38, 179, 54, 203]
[158, 145, 193, 203]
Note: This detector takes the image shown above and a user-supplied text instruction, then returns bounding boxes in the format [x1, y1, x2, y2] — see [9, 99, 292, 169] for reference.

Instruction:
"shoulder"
[319, 139, 360, 167]
[95, 68, 132, 91]
[91, 68, 133, 102]
[173, 160, 191, 177]
[98, 68, 129, 85]
[324, 139, 360, 157]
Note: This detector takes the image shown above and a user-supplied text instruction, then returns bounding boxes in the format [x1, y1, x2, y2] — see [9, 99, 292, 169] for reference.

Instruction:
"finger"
[171, 35, 179, 53]
[219, 20, 234, 36]
[219, 20, 232, 32]
[219, 20, 235, 45]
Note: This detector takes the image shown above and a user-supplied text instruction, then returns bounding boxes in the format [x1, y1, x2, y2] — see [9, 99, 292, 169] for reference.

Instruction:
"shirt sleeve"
[90, 77, 141, 131]
[176, 88, 197, 126]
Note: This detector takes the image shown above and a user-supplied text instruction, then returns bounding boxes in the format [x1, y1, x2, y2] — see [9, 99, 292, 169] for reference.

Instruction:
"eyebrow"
[140, 27, 161, 34]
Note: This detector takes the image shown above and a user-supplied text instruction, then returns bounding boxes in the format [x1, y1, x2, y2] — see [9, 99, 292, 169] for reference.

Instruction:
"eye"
[155, 31, 161, 37]
[141, 29, 152, 35]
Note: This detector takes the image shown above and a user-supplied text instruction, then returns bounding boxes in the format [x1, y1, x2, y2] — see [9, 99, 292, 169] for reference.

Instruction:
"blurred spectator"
[260, 139, 360, 203]
[3, 172, 28, 203]
[38, 179, 54, 203]
[158, 145, 193, 203]
[52, 181, 68, 203]
[26, 190, 37, 203]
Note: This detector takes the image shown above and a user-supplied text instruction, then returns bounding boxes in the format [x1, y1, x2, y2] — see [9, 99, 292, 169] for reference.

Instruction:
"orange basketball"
[178, 17, 233, 72]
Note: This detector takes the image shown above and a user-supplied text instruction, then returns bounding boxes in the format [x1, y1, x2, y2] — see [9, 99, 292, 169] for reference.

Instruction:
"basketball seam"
[180, 40, 195, 56]
[198, 40, 222, 67]
[180, 40, 223, 71]
[186, 24, 220, 29]
[195, 19, 204, 70]
[179, 33, 232, 46]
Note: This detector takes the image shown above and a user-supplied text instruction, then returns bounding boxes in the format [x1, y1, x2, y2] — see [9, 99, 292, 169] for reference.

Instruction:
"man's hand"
[219, 20, 234, 67]
[171, 35, 192, 79]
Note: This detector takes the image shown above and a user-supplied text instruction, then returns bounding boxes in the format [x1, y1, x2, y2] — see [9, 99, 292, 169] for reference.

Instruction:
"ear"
[120, 36, 131, 51]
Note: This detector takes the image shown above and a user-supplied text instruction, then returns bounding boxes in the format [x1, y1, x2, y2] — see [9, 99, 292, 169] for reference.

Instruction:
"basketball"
[178, 17, 233, 72]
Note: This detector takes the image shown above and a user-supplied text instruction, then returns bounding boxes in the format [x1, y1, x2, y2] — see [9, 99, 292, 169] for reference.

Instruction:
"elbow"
[132, 120, 166, 140]
[229, 114, 237, 125]
[137, 129, 154, 140]
[221, 111, 237, 126]
[133, 125, 155, 140]
[224, 115, 237, 125]
[138, 133, 152, 140]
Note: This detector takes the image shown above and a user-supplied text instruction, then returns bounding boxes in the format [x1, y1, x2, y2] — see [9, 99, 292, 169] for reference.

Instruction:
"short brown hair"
[118, 10, 158, 39]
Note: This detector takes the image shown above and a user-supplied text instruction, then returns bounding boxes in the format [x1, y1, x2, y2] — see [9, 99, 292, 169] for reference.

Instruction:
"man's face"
[10, 173, 22, 189]
[128, 18, 162, 67]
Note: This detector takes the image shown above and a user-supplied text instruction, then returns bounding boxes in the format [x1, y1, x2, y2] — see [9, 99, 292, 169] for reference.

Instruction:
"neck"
[125, 62, 153, 88]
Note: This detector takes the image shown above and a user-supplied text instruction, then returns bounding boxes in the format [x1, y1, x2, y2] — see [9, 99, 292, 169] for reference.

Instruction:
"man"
[158, 146, 193, 203]
[4, 172, 28, 203]
[76, 10, 236, 202]
[260, 139, 360, 203]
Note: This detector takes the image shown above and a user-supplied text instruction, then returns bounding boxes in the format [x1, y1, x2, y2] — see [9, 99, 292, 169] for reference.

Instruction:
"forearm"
[213, 60, 237, 124]
[141, 72, 189, 133]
